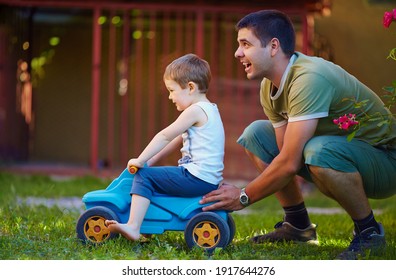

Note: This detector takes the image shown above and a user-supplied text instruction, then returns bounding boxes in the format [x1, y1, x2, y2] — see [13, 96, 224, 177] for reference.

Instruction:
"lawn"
[0, 171, 395, 260]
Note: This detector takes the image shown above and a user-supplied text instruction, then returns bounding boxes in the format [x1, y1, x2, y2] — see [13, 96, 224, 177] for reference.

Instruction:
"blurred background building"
[0, 0, 395, 180]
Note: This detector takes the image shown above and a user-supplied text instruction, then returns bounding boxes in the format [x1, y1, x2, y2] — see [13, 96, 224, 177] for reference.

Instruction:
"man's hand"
[200, 183, 245, 211]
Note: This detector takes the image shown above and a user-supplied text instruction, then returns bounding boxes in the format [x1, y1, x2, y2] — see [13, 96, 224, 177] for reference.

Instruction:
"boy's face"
[234, 27, 272, 80]
[164, 79, 190, 111]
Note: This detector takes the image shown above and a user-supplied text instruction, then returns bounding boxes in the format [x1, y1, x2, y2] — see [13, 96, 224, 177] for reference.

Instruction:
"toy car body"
[76, 168, 235, 252]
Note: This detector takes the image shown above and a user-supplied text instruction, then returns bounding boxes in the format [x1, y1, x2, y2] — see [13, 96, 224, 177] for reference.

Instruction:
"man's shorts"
[237, 120, 396, 199]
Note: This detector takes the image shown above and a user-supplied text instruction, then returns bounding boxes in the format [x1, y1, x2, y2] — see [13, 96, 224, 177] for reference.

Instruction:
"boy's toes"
[105, 220, 116, 226]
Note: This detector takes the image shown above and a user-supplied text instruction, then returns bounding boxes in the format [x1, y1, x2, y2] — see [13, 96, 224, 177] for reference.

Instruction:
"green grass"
[0, 171, 395, 260]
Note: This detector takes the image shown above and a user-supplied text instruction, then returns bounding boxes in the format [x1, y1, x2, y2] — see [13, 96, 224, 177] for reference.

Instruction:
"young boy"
[105, 54, 225, 241]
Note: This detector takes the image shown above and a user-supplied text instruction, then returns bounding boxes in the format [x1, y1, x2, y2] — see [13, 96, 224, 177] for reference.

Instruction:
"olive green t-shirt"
[260, 52, 396, 148]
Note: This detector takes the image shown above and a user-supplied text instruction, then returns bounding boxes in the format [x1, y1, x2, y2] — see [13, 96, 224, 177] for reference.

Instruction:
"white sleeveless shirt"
[178, 102, 225, 185]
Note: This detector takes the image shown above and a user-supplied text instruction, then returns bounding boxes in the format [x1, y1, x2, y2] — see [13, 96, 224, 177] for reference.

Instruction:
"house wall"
[2, 7, 267, 180]
[1, 0, 395, 180]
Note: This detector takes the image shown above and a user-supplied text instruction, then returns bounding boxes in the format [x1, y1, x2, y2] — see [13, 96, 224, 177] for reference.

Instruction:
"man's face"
[234, 28, 272, 80]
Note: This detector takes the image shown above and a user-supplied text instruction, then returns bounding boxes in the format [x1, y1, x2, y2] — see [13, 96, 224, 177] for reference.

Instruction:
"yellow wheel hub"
[84, 216, 110, 243]
[192, 221, 220, 248]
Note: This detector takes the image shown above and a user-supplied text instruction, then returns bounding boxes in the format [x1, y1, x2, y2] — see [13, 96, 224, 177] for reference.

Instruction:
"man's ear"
[269, 38, 281, 56]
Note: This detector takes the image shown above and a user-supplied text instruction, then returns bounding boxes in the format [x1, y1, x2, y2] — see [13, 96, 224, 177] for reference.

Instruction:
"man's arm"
[244, 119, 317, 204]
[201, 119, 318, 211]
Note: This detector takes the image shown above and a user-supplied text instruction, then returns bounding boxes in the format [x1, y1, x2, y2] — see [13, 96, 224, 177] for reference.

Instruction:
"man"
[200, 10, 396, 259]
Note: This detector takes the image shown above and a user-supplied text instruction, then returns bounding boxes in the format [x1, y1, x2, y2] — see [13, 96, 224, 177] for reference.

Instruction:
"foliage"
[333, 9, 396, 140]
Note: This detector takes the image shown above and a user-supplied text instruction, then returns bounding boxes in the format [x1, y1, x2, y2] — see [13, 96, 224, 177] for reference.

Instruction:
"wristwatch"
[239, 188, 250, 206]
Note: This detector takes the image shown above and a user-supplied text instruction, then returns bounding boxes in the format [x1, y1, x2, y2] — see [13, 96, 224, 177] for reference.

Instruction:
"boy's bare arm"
[147, 136, 182, 166]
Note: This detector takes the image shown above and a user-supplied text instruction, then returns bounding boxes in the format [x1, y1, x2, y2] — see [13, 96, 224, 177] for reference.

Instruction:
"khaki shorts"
[237, 120, 396, 199]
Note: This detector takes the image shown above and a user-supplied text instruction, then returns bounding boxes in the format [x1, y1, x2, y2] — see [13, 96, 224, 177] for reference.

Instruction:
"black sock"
[283, 202, 311, 230]
[353, 211, 379, 234]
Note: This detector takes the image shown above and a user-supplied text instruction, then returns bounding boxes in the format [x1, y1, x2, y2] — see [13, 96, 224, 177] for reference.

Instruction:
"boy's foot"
[105, 220, 140, 241]
[250, 221, 318, 244]
[336, 223, 385, 260]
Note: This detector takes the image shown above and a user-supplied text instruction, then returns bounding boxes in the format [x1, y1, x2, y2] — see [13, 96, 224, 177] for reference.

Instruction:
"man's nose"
[234, 46, 243, 58]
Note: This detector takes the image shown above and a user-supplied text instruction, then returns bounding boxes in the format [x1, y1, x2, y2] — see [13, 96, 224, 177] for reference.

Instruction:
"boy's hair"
[163, 53, 211, 93]
[236, 10, 295, 57]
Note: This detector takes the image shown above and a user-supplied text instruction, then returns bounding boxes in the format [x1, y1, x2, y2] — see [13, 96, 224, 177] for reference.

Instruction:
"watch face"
[240, 188, 249, 206]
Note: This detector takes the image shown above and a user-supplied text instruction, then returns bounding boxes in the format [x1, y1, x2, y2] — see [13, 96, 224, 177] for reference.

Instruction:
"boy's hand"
[127, 159, 144, 174]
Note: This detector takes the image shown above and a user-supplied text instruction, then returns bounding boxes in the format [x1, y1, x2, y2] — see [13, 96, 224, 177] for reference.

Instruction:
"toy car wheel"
[227, 213, 236, 246]
[184, 212, 230, 252]
[76, 206, 120, 244]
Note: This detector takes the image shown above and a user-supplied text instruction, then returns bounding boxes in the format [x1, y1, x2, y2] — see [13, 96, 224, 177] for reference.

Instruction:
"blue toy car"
[76, 168, 235, 252]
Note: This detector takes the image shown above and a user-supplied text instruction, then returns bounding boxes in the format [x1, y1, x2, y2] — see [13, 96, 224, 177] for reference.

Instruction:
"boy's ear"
[188, 82, 195, 92]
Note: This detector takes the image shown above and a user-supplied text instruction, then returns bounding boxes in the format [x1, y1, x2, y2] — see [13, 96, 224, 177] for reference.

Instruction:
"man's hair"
[236, 10, 296, 57]
[163, 53, 211, 93]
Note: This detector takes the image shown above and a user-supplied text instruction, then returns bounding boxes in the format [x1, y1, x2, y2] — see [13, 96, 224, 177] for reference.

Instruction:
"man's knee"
[237, 120, 279, 163]
[239, 120, 273, 142]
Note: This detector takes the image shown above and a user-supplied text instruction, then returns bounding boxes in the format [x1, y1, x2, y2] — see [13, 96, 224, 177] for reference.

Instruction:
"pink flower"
[383, 9, 396, 28]
[333, 114, 359, 131]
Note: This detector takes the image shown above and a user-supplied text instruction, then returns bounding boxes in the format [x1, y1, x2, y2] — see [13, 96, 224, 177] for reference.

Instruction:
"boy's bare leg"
[105, 194, 150, 241]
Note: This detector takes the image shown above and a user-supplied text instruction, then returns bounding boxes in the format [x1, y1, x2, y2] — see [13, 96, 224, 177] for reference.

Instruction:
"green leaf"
[377, 120, 389, 127]
[353, 99, 369, 108]
[387, 48, 396, 61]
[368, 117, 383, 122]
[346, 131, 356, 142]
[383, 86, 395, 93]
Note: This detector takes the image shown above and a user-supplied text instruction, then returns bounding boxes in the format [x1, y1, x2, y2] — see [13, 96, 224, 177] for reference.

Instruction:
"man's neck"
[270, 54, 293, 88]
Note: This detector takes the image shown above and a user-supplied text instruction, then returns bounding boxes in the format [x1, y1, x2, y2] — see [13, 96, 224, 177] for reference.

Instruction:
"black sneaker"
[337, 223, 386, 260]
[250, 221, 319, 245]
